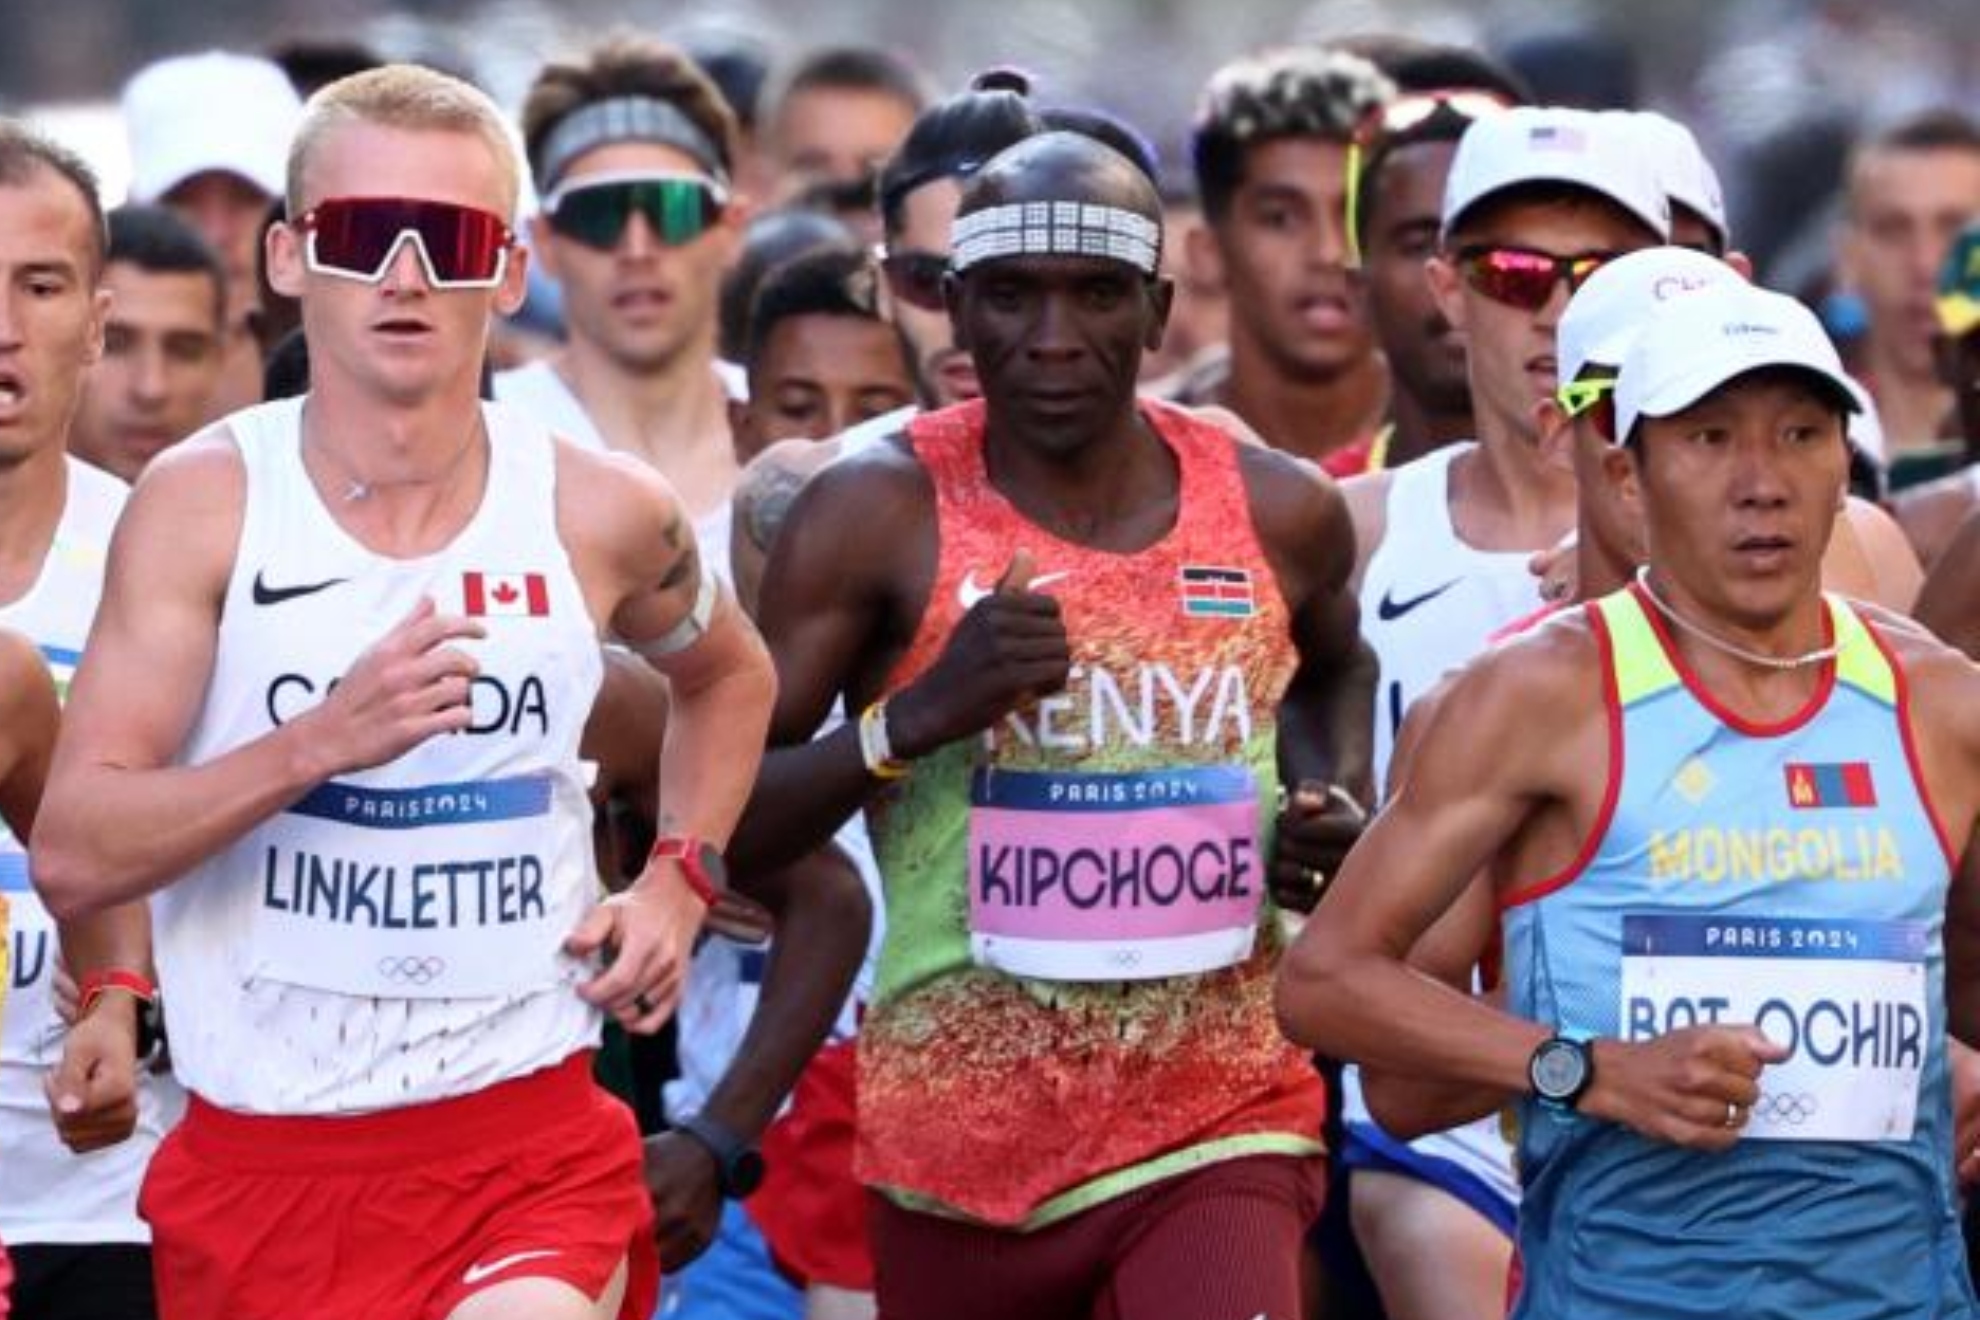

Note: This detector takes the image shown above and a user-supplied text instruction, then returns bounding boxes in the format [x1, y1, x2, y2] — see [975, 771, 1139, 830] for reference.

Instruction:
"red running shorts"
[140, 1052, 658, 1320]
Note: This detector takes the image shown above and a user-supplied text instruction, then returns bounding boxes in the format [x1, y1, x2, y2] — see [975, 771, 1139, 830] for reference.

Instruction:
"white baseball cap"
[1628, 110, 1728, 248]
[1616, 282, 1859, 444]
[122, 51, 302, 203]
[1557, 246, 1744, 387]
[1441, 106, 1670, 243]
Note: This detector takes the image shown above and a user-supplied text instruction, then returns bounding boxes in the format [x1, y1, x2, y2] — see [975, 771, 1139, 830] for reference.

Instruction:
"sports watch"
[677, 1113, 767, 1199]
[1528, 1033, 1596, 1112]
[648, 836, 727, 907]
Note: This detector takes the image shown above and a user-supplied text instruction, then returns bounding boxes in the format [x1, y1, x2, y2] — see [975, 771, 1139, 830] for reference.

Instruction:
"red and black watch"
[648, 835, 727, 907]
[78, 969, 167, 1062]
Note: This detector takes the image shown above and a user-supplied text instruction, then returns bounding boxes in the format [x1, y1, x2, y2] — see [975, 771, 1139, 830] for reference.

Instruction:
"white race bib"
[1620, 914, 1927, 1141]
[249, 771, 584, 998]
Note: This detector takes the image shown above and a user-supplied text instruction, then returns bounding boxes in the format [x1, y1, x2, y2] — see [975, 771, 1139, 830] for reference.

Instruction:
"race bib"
[0, 851, 58, 1063]
[967, 765, 1263, 981]
[1620, 914, 1927, 1141]
[250, 771, 582, 999]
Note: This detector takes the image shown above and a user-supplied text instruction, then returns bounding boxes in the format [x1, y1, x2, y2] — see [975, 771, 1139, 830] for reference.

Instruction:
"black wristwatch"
[135, 994, 167, 1066]
[1528, 1034, 1595, 1112]
[677, 1113, 766, 1199]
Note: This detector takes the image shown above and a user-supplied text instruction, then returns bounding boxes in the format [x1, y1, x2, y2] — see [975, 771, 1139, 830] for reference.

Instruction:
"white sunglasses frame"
[300, 215, 513, 291]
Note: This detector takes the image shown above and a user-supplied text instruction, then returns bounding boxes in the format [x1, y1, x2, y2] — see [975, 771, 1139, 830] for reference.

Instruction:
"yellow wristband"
[859, 701, 910, 780]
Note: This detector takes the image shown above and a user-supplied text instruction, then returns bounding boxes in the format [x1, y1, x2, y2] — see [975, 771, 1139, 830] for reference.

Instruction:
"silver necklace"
[1633, 567, 1837, 671]
[307, 415, 485, 504]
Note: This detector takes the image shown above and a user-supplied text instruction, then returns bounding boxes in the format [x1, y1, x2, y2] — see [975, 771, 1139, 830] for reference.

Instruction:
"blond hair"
[288, 64, 520, 218]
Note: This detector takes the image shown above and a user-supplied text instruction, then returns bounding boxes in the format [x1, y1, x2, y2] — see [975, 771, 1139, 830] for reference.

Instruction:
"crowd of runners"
[2, 23, 1980, 1320]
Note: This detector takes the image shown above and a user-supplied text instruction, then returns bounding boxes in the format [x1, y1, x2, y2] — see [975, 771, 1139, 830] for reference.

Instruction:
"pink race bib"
[967, 765, 1263, 981]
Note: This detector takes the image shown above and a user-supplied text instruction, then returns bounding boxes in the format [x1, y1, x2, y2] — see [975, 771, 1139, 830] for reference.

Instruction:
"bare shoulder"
[1835, 495, 1923, 612]
[782, 429, 931, 534]
[116, 425, 247, 581]
[1426, 607, 1604, 753]
[551, 437, 692, 570]
[1234, 442, 1348, 545]
[1853, 598, 1980, 731]
[1893, 471, 1978, 569]
[129, 425, 246, 510]
[734, 437, 844, 556]
[1858, 597, 1980, 677]
[1338, 468, 1393, 587]
[554, 437, 677, 516]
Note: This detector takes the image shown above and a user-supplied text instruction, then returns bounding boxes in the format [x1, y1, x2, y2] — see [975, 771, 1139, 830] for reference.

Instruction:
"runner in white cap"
[1285, 277, 1980, 1319]
[121, 51, 303, 416]
[1337, 104, 1668, 1320]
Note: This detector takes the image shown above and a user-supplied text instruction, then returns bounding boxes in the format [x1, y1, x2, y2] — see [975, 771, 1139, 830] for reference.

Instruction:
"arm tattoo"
[740, 460, 810, 555]
[658, 543, 701, 594]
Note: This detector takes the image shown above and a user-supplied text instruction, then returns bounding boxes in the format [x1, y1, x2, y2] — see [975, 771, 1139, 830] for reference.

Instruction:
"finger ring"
[1724, 1102, 1742, 1128]
[634, 993, 654, 1015]
[1302, 865, 1326, 893]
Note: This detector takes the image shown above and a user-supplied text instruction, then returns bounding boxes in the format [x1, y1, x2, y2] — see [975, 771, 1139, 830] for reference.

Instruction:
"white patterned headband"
[950, 201, 1161, 275]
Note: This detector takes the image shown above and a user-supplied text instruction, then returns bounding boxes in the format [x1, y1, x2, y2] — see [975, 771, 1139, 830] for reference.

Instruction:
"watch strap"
[649, 835, 720, 907]
[677, 1113, 758, 1196]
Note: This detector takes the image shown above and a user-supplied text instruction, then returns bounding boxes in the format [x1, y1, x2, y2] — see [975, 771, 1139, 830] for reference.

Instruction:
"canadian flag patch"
[462, 572, 549, 617]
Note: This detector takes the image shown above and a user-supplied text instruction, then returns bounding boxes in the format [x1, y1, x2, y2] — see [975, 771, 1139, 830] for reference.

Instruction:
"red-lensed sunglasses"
[1455, 244, 1617, 313]
[298, 197, 514, 290]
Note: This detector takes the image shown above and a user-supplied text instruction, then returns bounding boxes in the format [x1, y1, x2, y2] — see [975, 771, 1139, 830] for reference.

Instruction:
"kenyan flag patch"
[1179, 565, 1255, 618]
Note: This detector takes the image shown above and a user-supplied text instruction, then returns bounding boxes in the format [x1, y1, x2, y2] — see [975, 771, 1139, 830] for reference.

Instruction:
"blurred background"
[13, 0, 1980, 270]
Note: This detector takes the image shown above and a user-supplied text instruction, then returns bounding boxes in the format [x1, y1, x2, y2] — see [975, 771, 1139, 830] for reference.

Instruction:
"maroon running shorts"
[870, 1152, 1325, 1320]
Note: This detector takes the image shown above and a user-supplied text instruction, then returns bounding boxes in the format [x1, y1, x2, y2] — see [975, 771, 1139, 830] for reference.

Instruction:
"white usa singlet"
[1347, 442, 1545, 1221]
[1358, 443, 1546, 790]
[0, 459, 186, 1245]
[154, 398, 605, 1114]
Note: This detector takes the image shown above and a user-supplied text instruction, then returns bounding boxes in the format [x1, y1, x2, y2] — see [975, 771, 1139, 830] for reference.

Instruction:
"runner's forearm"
[32, 718, 338, 918]
[1360, 1064, 1515, 1139]
[1277, 947, 1549, 1098]
[654, 634, 776, 849]
[700, 848, 871, 1138]
[57, 900, 154, 983]
[728, 725, 878, 876]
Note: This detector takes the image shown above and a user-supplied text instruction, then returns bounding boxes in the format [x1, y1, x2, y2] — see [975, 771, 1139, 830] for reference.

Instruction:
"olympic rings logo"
[1754, 1091, 1818, 1125]
[376, 955, 447, 986]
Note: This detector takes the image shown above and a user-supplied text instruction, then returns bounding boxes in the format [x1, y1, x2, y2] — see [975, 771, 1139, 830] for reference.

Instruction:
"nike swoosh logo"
[252, 571, 348, 606]
[1376, 578, 1460, 621]
[957, 569, 1072, 611]
[461, 1249, 562, 1286]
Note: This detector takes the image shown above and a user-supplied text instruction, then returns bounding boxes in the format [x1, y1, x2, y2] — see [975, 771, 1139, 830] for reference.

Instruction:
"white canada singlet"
[0, 459, 184, 1245]
[1348, 442, 1545, 1214]
[154, 398, 604, 1114]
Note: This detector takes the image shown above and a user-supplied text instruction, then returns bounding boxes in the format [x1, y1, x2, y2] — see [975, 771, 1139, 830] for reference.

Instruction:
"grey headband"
[535, 96, 726, 190]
